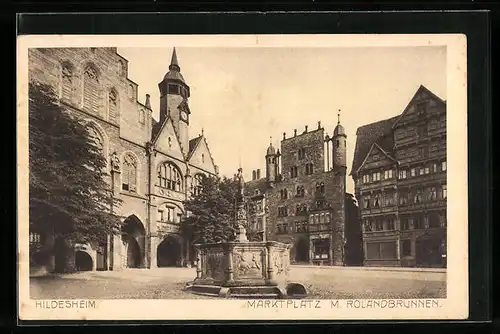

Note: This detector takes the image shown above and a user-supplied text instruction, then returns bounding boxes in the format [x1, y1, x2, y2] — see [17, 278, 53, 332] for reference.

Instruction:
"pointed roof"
[163, 47, 186, 83]
[350, 115, 399, 176]
[169, 47, 180, 71]
[334, 110, 346, 137]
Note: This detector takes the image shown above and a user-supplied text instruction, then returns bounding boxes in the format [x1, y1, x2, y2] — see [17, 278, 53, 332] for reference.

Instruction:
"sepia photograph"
[17, 34, 468, 321]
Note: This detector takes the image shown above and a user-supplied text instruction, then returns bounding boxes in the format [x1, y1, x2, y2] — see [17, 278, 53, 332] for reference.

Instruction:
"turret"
[333, 111, 347, 170]
[265, 139, 278, 185]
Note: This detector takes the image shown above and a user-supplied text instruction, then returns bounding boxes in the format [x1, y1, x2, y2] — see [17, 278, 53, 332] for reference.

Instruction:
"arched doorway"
[294, 237, 309, 263]
[122, 215, 146, 268]
[75, 251, 93, 271]
[157, 235, 182, 267]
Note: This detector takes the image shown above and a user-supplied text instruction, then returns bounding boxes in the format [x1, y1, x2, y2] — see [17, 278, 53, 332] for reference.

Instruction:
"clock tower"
[158, 47, 191, 153]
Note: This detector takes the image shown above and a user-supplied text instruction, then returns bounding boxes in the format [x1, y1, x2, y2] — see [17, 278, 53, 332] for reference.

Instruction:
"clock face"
[180, 110, 188, 121]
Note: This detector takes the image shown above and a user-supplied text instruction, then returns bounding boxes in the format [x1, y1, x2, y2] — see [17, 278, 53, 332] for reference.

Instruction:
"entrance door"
[294, 237, 309, 263]
[75, 251, 93, 271]
[157, 236, 181, 267]
[126, 237, 141, 268]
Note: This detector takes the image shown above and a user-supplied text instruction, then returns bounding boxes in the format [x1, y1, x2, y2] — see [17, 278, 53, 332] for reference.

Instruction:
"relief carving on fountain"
[233, 249, 264, 279]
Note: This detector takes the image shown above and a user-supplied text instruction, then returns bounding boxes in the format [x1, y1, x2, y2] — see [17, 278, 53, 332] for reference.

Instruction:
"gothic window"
[108, 89, 118, 123]
[296, 185, 305, 197]
[158, 162, 183, 191]
[192, 174, 204, 196]
[61, 62, 73, 100]
[128, 84, 134, 99]
[305, 163, 314, 175]
[83, 64, 100, 114]
[86, 125, 104, 154]
[290, 166, 298, 178]
[139, 109, 145, 124]
[119, 59, 126, 77]
[280, 189, 288, 199]
[298, 148, 306, 160]
[122, 154, 137, 192]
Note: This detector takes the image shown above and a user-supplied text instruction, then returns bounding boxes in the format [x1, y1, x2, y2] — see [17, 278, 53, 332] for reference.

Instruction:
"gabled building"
[246, 117, 363, 266]
[28, 47, 218, 273]
[351, 85, 447, 268]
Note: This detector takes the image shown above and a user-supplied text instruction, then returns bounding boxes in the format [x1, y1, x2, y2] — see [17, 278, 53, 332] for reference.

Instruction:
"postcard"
[17, 33, 468, 321]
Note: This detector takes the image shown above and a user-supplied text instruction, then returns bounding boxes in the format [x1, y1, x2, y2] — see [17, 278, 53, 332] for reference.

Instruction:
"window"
[159, 210, 165, 222]
[83, 64, 100, 114]
[305, 163, 314, 175]
[29, 231, 42, 246]
[373, 195, 380, 208]
[313, 239, 330, 260]
[158, 162, 182, 191]
[362, 174, 370, 183]
[414, 216, 424, 229]
[61, 62, 73, 100]
[419, 167, 425, 176]
[414, 190, 422, 204]
[441, 161, 447, 172]
[316, 182, 325, 195]
[399, 170, 407, 179]
[363, 197, 370, 209]
[401, 240, 412, 256]
[385, 193, 394, 206]
[386, 218, 395, 230]
[372, 172, 381, 181]
[280, 189, 288, 200]
[316, 200, 326, 209]
[139, 109, 146, 124]
[191, 174, 204, 196]
[86, 126, 104, 154]
[298, 148, 306, 160]
[366, 242, 397, 260]
[290, 166, 298, 178]
[325, 213, 331, 223]
[400, 218, 410, 230]
[278, 206, 288, 217]
[424, 167, 430, 174]
[296, 185, 305, 197]
[364, 220, 372, 232]
[168, 84, 180, 95]
[108, 89, 118, 123]
[122, 154, 137, 192]
[399, 193, 408, 205]
[442, 185, 447, 199]
[420, 146, 429, 159]
[429, 187, 437, 200]
[384, 169, 393, 179]
[431, 163, 438, 173]
[375, 219, 383, 231]
[296, 204, 307, 215]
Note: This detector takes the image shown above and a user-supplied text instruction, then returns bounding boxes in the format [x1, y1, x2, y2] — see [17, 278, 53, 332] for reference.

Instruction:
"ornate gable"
[357, 142, 397, 173]
[188, 135, 217, 174]
[153, 117, 185, 161]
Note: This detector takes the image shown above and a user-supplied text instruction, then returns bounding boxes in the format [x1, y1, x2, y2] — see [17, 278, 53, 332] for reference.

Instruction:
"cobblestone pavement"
[30, 266, 446, 300]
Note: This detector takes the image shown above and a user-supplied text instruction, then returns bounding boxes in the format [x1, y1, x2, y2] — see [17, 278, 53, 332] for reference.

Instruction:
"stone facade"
[351, 85, 447, 268]
[28, 47, 218, 273]
[246, 120, 362, 266]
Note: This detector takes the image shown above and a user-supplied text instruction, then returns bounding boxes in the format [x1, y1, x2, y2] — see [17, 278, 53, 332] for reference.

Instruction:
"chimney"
[294, 129, 297, 137]
[252, 170, 257, 181]
[283, 132, 286, 140]
[318, 121, 321, 129]
[256, 169, 261, 179]
[145, 94, 151, 109]
[304, 125, 308, 133]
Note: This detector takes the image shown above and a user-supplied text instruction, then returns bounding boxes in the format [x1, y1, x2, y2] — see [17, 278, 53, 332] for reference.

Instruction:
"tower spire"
[169, 47, 180, 71]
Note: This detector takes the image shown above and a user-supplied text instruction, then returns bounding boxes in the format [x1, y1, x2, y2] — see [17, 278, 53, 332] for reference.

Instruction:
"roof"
[245, 178, 269, 197]
[151, 118, 162, 141]
[333, 123, 346, 136]
[163, 47, 185, 83]
[266, 143, 276, 155]
[350, 115, 399, 176]
[188, 136, 203, 156]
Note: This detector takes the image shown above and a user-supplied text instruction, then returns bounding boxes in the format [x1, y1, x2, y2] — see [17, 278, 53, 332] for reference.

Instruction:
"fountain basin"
[186, 241, 297, 298]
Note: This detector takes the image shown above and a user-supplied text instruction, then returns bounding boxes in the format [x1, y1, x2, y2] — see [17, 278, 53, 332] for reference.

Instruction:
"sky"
[117, 46, 446, 194]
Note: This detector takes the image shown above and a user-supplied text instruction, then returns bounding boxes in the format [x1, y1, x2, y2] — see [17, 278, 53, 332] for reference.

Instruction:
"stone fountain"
[185, 168, 306, 299]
